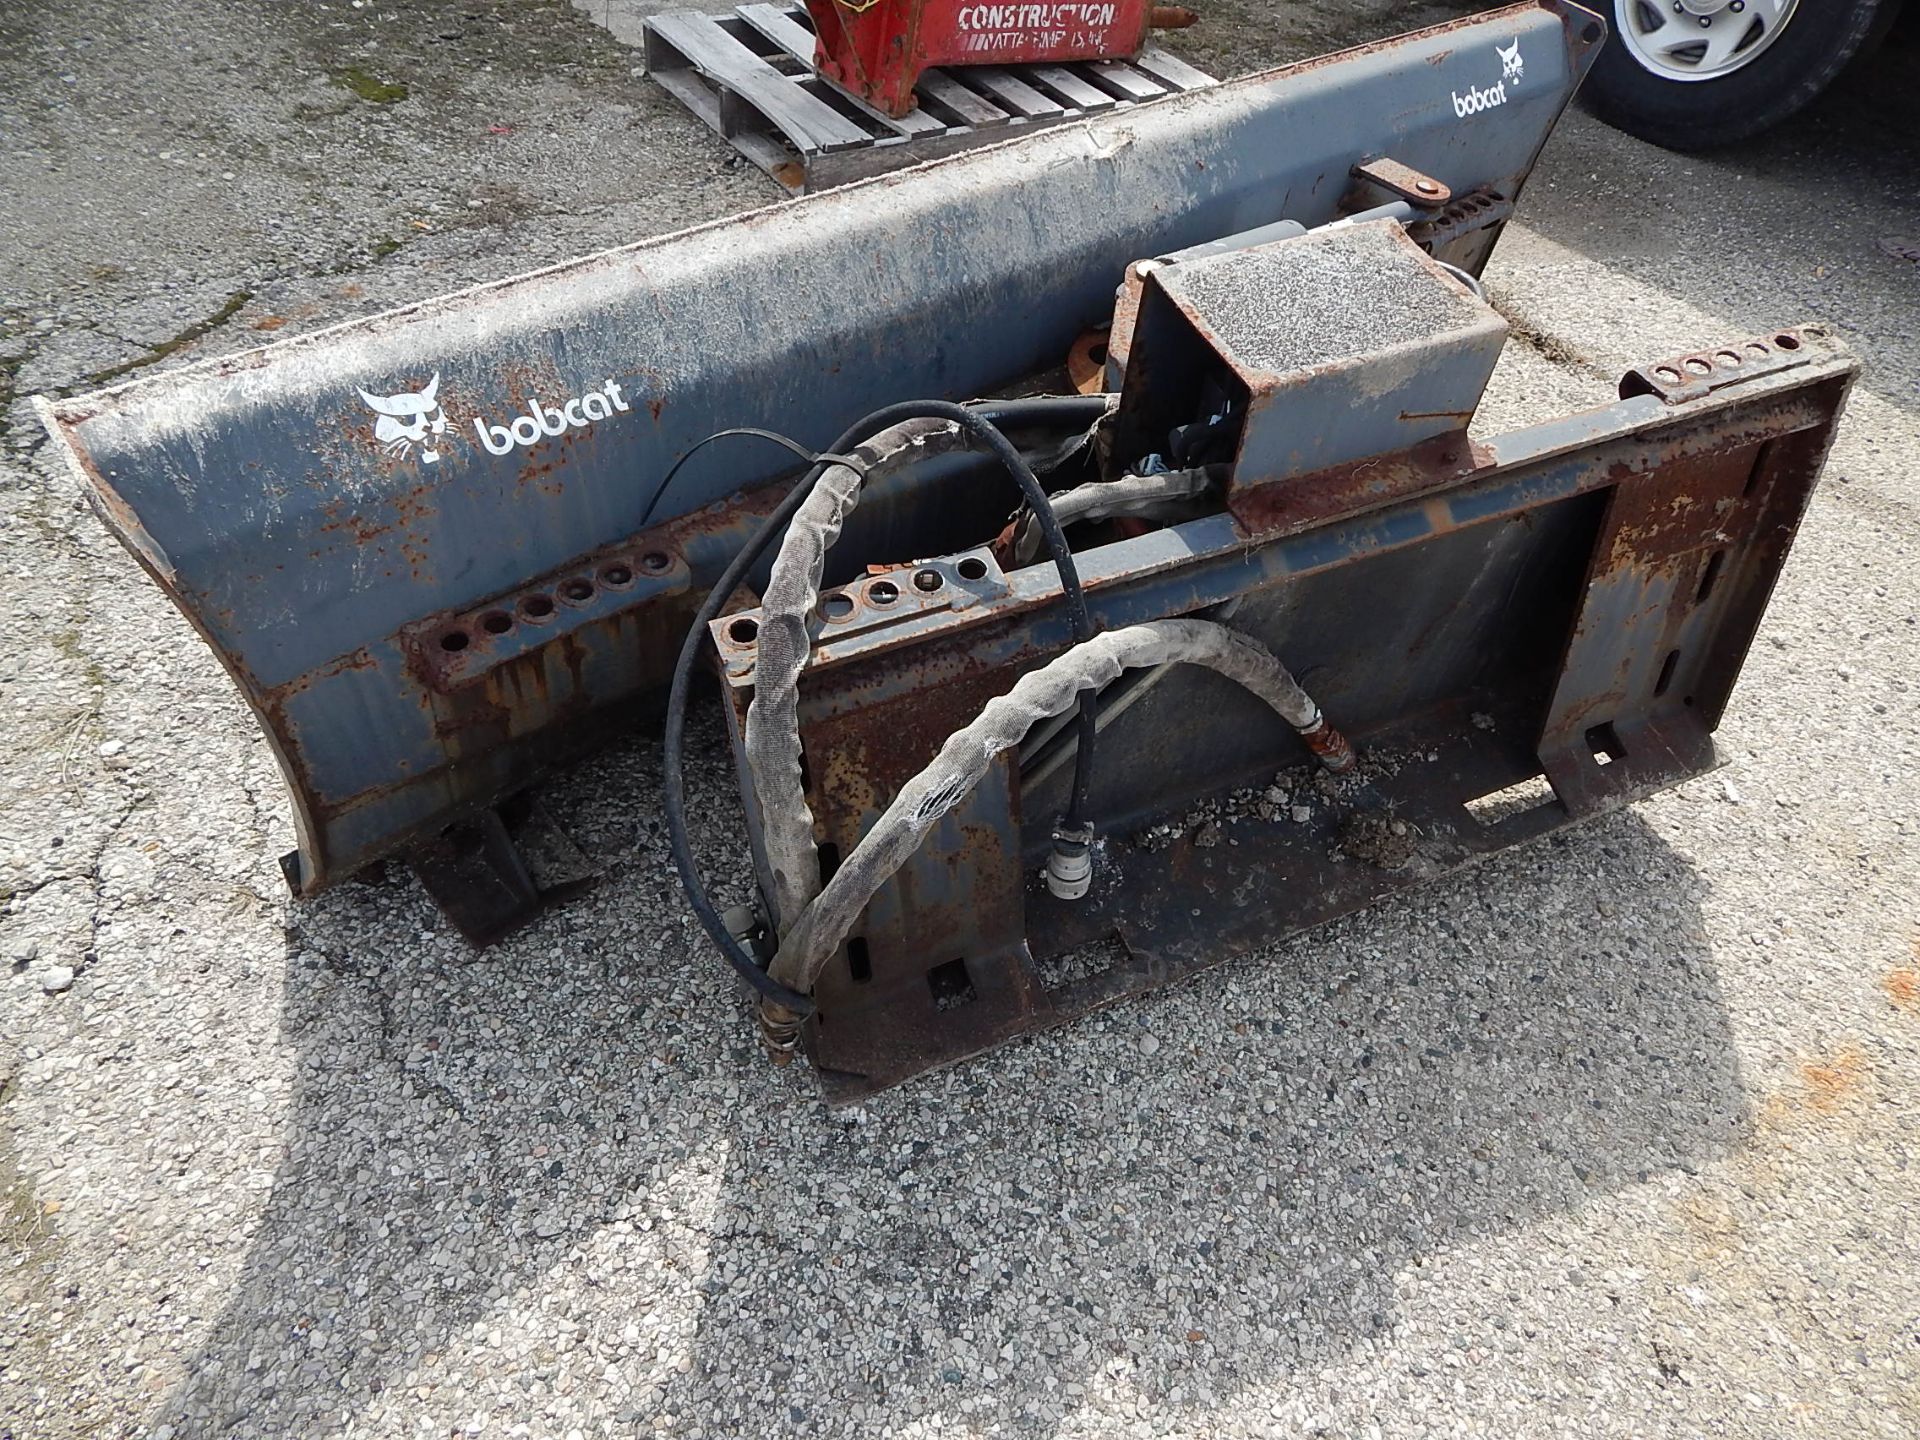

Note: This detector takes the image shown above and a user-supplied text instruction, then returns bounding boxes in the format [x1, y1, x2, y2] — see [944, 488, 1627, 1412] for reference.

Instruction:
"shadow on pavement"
[164, 711, 1748, 1434]
[125, 6, 1811, 1430]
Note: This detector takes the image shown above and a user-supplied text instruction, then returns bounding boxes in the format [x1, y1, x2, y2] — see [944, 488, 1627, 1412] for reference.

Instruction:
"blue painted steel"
[37, 2, 1602, 889]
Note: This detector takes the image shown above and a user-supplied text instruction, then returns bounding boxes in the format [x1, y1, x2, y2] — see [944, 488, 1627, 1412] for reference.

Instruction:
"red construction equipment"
[804, 0, 1197, 115]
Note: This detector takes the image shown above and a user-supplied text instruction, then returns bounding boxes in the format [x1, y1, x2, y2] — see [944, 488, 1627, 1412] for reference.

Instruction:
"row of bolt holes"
[438, 551, 675, 652]
[724, 555, 991, 647]
[1650, 332, 1802, 387]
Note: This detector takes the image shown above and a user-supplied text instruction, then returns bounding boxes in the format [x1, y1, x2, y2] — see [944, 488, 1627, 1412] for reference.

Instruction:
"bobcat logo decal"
[1497, 38, 1523, 85]
[358, 372, 452, 464]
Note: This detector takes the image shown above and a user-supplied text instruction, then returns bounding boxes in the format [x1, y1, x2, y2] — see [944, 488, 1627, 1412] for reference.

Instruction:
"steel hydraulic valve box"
[1111, 221, 1510, 533]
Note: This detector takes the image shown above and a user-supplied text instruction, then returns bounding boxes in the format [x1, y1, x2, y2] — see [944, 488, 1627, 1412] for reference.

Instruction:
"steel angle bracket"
[35, 3, 1603, 901]
[712, 327, 1856, 1101]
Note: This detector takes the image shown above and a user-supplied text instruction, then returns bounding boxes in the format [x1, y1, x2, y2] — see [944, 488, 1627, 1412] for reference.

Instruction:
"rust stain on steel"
[1351, 156, 1451, 207]
[1621, 327, 1822, 405]
[1594, 444, 1759, 574]
[235, 469, 795, 887]
[816, 660, 1014, 786]
[783, 647, 1035, 1075]
[1557, 0, 1606, 72]
[1406, 189, 1515, 253]
[1066, 327, 1110, 396]
[727, 327, 1849, 1099]
[400, 474, 788, 694]
[1301, 722, 1356, 772]
[1229, 432, 1483, 537]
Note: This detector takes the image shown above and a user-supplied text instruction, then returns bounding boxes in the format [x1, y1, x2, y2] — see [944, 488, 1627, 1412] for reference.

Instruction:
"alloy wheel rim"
[1615, 0, 1802, 81]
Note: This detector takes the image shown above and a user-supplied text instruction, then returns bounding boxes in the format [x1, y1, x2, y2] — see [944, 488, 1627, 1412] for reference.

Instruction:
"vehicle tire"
[1581, 0, 1890, 149]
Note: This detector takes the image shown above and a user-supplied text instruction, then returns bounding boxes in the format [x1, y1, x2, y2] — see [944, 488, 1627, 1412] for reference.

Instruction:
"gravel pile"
[1133, 743, 1423, 857]
[4, 2, 1918, 1438]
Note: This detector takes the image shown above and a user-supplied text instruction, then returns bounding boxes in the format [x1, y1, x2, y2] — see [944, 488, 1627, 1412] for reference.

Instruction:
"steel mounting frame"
[713, 327, 1856, 1101]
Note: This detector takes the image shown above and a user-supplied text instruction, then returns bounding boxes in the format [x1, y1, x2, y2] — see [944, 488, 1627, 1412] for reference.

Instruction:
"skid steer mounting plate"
[714, 291, 1856, 1100]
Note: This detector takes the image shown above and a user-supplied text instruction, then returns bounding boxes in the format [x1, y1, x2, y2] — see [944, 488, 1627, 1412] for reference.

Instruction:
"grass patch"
[82, 289, 253, 388]
[1, 1063, 68, 1372]
[0, 353, 19, 442]
[1484, 284, 1595, 372]
[50, 626, 110, 695]
[333, 66, 409, 104]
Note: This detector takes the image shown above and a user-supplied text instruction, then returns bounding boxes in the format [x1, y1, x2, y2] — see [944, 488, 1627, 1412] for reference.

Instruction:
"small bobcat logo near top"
[1497, 38, 1523, 84]
[358, 372, 451, 463]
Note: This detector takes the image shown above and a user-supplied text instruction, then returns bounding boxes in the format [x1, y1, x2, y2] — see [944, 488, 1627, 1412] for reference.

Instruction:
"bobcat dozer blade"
[36, 2, 1859, 1096]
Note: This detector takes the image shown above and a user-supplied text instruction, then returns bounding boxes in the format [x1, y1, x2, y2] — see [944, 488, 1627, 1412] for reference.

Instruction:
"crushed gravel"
[4, 2, 1919, 1438]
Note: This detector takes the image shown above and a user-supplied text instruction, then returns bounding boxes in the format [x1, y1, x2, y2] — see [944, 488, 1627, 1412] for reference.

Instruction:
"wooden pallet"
[642, 3, 1216, 195]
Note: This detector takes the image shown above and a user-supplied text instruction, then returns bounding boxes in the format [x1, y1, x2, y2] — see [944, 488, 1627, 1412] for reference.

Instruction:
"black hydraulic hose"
[635, 426, 826, 531]
[638, 402, 1101, 533]
[986, 399, 1122, 823]
[884, 401, 1103, 835]
[662, 394, 1108, 1013]
[963, 395, 1109, 428]
[982, 397, 1121, 825]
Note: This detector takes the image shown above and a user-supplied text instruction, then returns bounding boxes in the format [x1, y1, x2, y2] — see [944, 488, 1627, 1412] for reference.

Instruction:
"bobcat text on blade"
[474, 380, 634, 456]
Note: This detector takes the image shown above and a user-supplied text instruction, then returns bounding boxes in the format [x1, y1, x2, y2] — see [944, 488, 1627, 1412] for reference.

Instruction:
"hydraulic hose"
[763, 619, 1355, 1028]
[662, 395, 1109, 1019]
[747, 400, 1120, 935]
[1010, 463, 1219, 566]
[746, 417, 966, 936]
